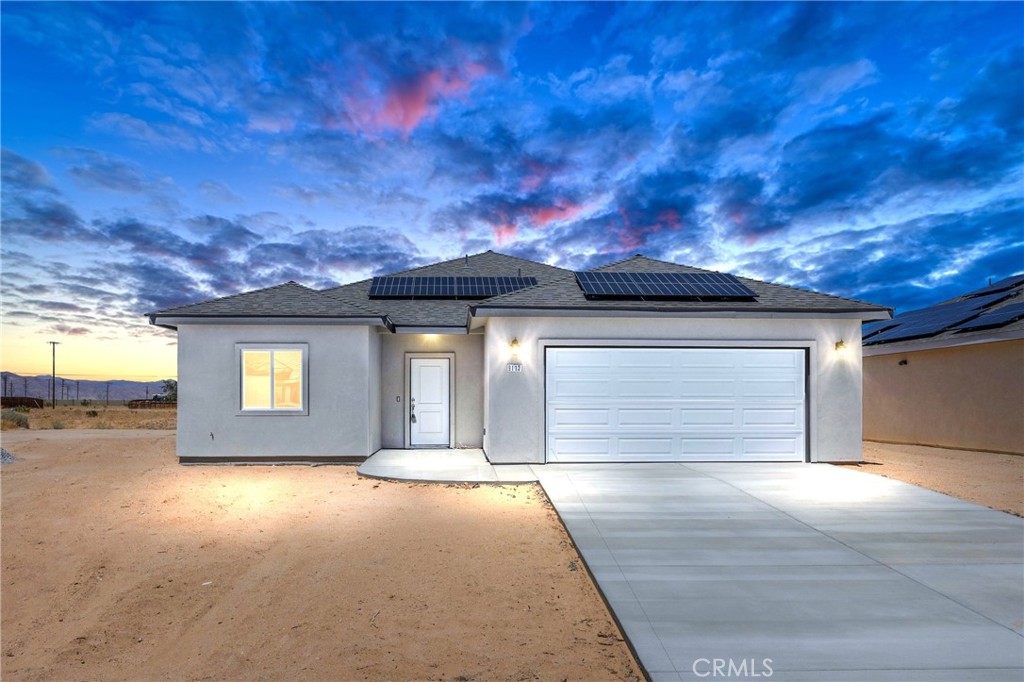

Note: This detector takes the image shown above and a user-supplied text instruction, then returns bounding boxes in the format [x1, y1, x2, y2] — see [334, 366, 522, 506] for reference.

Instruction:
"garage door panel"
[740, 350, 803, 369]
[549, 379, 612, 400]
[550, 407, 610, 427]
[742, 379, 803, 399]
[679, 380, 738, 398]
[620, 380, 674, 398]
[680, 408, 736, 426]
[546, 347, 806, 462]
[617, 350, 675, 369]
[619, 408, 674, 426]
[553, 438, 612, 456]
[742, 407, 802, 427]
[677, 349, 737, 369]
[680, 438, 737, 456]
[618, 438, 674, 455]
[743, 437, 803, 456]
[550, 349, 611, 370]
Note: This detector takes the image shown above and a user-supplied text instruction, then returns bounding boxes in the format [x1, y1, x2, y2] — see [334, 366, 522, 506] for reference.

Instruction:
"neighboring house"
[862, 274, 1024, 455]
[148, 251, 890, 464]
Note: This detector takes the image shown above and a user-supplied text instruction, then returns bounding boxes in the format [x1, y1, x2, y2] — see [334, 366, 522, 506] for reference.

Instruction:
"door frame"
[404, 352, 456, 449]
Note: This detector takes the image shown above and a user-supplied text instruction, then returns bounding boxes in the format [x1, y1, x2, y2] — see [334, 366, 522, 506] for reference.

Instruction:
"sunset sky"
[2, 2, 1022, 381]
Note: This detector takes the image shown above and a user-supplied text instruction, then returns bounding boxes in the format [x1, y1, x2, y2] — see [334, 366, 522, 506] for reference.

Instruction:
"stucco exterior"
[863, 339, 1024, 454]
[176, 324, 380, 459]
[378, 332, 484, 449]
[481, 316, 864, 464]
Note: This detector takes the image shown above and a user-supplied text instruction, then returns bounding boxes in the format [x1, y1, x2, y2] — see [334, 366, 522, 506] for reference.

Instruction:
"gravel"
[1, 447, 19, 464]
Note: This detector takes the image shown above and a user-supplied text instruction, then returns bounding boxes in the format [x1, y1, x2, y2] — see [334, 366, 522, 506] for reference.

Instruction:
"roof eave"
[863, 327, 1024, 356]
[148, 314, 387, 329]
[471, 305, 892, 321]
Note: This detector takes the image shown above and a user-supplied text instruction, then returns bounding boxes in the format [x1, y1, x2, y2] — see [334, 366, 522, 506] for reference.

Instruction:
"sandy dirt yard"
[0, 432, 641, 682]
[852, 441, 1023, 516]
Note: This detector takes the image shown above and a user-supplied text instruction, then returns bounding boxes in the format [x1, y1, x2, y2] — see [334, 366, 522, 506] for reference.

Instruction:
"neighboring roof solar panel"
[574, 271, 758, 299]
[861, 320, 899, 340]
[367, 275, 537, 299]
[952, 301, 1024, 332]
[961, 273, 1024, 298]
[865, 291, 1013, 344]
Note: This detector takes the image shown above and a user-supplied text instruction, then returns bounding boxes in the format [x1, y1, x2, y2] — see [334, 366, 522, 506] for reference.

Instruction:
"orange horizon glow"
[1, 323, 178, 381]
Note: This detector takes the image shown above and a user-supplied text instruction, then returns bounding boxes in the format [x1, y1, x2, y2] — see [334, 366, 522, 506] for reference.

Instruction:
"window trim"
[235, 343, 309, 416]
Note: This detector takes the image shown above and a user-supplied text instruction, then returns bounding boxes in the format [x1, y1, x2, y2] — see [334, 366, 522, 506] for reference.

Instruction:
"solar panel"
[367, 276, 537, 299]
[962, 273, 1024, 298]
[574, 271, 758, 300]
[864, 291, 1013, 345]
[862, 320, 899, 340]
[952, 301, 1024, 332]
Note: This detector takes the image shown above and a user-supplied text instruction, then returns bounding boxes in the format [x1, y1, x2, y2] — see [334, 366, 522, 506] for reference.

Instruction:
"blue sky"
[2, 2, 1022, 379]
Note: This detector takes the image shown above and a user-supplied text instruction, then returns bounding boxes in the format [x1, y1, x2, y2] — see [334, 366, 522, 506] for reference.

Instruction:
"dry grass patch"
[0, 405, 175, 431]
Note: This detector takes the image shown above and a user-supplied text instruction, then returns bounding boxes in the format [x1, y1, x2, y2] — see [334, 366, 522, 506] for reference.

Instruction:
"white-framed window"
[236, 343, 308, 415]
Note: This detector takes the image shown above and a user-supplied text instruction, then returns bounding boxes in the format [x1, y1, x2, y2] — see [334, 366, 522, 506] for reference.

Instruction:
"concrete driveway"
[533, 463, 1024, 682]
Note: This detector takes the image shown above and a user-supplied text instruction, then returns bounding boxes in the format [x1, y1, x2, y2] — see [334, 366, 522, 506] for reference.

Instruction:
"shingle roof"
[149, 281, 381, 319]
[474, 255, 890, 315]
[148, 252, 892, 330]
[863, 274, 1024, 351]
[321, 251, 571, 327]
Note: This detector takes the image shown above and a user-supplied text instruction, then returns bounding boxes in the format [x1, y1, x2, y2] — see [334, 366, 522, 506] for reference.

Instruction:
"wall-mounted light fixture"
[835, 339, 849, 356]
[507, 336, 523, 373]
[898, 359, 908, 366]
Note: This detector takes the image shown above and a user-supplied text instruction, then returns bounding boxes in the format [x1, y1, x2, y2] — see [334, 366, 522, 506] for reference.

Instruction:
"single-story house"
[862, 274, 1024, 454]
[148, 251, 890, 464]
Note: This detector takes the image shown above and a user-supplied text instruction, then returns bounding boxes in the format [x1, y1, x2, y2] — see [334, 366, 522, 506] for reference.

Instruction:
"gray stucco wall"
[482, 316, 864, 464]
[379, 332, 484, 448]
[176, 324, 378, 458]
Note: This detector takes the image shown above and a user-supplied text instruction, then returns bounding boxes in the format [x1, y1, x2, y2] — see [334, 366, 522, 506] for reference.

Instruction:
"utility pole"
[22, 378, 28, 396]
[76, 380, 80, 402]
[105, 381, 111, 406]
[61, 378, 66, 403]
[2, 374, 8, 397]
[48, 341, 60, 409]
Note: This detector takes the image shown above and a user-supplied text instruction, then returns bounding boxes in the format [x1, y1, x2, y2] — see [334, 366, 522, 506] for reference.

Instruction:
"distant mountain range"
[0, 372, 172, 402]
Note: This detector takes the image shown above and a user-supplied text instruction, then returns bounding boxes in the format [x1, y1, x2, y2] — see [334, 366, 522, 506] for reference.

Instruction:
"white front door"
[410, 358, 451, 447]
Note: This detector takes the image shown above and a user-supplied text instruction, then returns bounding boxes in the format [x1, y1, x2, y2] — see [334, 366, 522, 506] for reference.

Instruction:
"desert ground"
[0, 431, 642, 681]
[855, 440, 1023, 516]
[2, 425, 1020, 682]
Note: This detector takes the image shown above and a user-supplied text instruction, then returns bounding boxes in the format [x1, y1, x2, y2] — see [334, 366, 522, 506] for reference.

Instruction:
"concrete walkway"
[358, 449, 537, 483]
[358, 452, 1023, 680]
[535, 463, 1024, 681]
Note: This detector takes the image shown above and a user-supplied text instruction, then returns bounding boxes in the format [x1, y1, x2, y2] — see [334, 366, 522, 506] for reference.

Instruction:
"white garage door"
[546, 347, 806, 462]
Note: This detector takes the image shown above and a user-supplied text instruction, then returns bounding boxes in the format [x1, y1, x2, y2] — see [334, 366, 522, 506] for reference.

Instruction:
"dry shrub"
[29, 406, 176, 430]
[1, 410, 29, 429]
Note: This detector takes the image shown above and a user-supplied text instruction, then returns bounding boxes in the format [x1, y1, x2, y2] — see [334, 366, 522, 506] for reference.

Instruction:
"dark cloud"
[27, 300, 91, 313]
[197, 181, 242, 204]
[1, 148, 54, 192]
[60, 147, 172, 195]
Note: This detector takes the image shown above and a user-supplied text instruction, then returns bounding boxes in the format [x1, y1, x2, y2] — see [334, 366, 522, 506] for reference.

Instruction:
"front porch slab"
[358, 448, 538, 483]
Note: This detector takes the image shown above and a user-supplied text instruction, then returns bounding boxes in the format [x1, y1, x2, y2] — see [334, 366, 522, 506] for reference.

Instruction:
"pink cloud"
[519, 158, 564, 192]
[493, 223, 517, 246]
[343, 61, 491, 138]
[527, 201, 583, 227]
